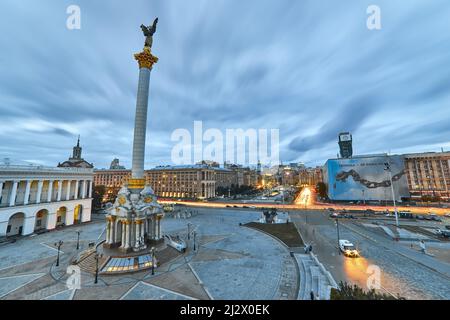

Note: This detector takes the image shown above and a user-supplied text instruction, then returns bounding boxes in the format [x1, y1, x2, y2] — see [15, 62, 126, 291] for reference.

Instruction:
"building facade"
[299, 167, 324, 186]
[404, 152, 450, 202]
[94, 163, 262, 200]
[58, 137, 94, 168]
[146, 165, 231, 199]
[94, 169, 131, 188]
[0, 162, 93, 237]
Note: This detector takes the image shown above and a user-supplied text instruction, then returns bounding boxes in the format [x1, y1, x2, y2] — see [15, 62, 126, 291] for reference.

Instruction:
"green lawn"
[244, 222, 304, 248]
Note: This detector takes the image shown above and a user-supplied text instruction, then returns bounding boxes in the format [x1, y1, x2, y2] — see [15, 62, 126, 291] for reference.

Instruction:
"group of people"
[304, 243, 313, 254]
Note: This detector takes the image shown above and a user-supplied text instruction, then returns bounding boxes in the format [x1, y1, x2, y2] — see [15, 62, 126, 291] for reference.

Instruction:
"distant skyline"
[1, 0, 450, 169]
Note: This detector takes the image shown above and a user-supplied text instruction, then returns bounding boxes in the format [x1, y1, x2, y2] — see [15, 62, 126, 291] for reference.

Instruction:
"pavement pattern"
[0, 209, 299, 300]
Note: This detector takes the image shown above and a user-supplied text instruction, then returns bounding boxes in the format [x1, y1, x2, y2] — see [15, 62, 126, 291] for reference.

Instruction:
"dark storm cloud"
[0, 0, 449, 168]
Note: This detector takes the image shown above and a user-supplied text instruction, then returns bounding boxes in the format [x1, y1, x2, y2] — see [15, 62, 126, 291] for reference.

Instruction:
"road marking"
[40, 242, 65, 254]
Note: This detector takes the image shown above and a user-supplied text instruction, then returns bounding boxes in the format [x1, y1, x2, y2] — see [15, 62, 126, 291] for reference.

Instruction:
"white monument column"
[135, 221, 141, 244]
[9, 180, 18, 207]
[125, 46, 158, 190]
[57, 180, 62, 201]
[106, 220, 111, 244]
[47, 180, 54, 202]
[23, 180, 31, 205]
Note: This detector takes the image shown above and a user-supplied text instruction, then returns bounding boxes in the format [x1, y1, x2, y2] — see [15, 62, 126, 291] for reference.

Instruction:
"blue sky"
[1, 0, 449, 169]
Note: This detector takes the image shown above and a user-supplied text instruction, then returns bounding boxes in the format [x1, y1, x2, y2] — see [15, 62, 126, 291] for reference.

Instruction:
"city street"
[290, 210, 450, 299]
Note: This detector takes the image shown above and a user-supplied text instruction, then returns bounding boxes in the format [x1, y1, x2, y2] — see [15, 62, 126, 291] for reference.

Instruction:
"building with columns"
[0, 160, 93, 237]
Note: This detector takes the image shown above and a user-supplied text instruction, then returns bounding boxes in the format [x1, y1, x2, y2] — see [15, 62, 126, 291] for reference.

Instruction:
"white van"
[339, 240, 359, 257]
[164, 235, 187, 253]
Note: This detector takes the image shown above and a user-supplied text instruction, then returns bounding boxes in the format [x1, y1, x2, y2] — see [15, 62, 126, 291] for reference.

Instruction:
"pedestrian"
[310, 290, 315, 300]
[309, 244, 313, 253]
[419, 240, 426, 254]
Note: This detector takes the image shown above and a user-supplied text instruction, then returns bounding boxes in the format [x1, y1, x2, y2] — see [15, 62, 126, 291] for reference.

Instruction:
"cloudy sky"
[1, 0, 449, 169]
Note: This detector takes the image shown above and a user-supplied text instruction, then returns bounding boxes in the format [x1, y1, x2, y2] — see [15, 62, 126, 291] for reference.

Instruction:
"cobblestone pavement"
[0, 209, 299, 300]
[291, 210, 450, 300]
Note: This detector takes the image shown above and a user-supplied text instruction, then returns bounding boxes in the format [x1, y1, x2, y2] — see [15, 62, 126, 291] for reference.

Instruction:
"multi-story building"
[146, 165, 234, 199]
[94, 162, 260, 200]
[299, 167, 323, 186]
[281, 167, 298, 186]
[0, 159, 93, 237]
[404, 151, 450, 202]
[94, 169, 131, 188]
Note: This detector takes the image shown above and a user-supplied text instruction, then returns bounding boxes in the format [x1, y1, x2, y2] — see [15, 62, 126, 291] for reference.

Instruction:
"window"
[7, 225, 11, 233]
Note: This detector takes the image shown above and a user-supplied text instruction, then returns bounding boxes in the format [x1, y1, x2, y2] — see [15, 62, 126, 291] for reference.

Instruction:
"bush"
[330, 281, 402, 300]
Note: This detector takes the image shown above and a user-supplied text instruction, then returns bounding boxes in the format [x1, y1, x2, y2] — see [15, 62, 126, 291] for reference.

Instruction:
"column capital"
[134, 46, 158, 69]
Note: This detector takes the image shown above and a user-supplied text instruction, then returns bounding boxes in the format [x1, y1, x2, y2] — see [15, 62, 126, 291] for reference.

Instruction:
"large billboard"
[324, 155, 410, 201]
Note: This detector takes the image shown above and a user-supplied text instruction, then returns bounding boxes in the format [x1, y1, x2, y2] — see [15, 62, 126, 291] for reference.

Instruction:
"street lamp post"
[151, 247, 156, 275]
[384, 162, 399, 227]
[187, 223, 192, 240]
[335, 218, 341, 255]
[55, 240, 63, 266]
[362, 189, 366, 206]
[193, 231, 197, 251]
[94, 252, 103, 284]
[76, 230, 81, 250]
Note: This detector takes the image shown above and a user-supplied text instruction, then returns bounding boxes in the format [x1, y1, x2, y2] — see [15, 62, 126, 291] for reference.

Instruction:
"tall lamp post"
[94, 252, 103, 284]
[384, 162, 399, 227]
[76, 230, 82, 250]
[335, 218, 341, 255]
[193, 231, 197, 251]
[362, 189, 366, 206]
[151, 247, 156, 275]
[55, 240, 63, 266]
[187, 223, 192, 240]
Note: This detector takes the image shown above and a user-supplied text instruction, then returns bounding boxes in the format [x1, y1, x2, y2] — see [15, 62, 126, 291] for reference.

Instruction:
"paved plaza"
[0, 208, 298, 300]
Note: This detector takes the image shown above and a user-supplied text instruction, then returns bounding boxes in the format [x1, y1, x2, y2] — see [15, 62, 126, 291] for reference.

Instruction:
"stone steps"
[76, 251, 108, 274]
[295, 253, 336, 300]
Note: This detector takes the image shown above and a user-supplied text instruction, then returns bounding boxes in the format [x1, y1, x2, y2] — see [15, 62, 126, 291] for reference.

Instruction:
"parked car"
[436, 229, 450, 238]
[416, 215, 425, 220]
[430, 215, 442, 222]
[339, 240, 360, 258]
[445, 225, 450, 230]
[164, 235, 187, 253]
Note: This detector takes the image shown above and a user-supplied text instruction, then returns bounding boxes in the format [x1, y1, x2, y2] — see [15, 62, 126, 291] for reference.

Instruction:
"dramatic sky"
[1, 0, 450, 169]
